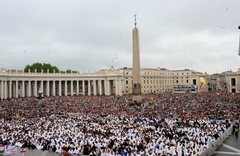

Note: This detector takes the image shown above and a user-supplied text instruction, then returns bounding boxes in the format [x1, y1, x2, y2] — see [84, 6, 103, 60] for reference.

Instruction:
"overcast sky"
[0, 0, 240, 74]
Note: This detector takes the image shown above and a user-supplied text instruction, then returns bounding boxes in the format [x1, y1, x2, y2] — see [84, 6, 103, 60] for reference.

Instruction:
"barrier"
[200, 125, 233, 156]
[2, 147, 90, 156]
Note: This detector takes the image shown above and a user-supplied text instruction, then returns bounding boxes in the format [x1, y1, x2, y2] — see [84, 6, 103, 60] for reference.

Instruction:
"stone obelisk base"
[133, 95, 142, 103]
[132, 86, 142, 103]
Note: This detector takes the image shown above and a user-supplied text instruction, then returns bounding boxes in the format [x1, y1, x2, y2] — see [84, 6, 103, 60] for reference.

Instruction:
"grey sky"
[0, 0, 240, 74]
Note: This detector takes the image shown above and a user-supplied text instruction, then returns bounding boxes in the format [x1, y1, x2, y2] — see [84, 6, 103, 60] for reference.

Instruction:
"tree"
[24, 62, 60, 73]
[24, 64, 31, 72]
[60, 69, 78, 73]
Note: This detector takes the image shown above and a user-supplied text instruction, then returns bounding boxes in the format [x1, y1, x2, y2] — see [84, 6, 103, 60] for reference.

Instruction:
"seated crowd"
[0, 91, 239, 156]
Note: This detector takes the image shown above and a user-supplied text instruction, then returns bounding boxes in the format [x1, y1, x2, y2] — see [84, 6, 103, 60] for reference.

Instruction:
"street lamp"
[238, 26, 240, 55]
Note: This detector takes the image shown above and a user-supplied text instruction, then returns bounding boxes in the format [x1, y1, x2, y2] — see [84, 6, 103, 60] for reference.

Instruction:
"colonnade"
[0, 78, 122, 100]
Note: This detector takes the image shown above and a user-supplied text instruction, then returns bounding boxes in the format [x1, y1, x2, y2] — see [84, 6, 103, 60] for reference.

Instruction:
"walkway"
[213, 131, 240, 155]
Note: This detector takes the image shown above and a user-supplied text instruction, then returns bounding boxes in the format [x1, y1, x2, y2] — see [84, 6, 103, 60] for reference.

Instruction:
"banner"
[4, 145, 18, 155]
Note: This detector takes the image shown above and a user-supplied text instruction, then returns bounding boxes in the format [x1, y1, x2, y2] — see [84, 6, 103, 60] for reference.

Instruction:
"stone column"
[120, 78, 123, 95]
[40, 80, 44, 96]
[22, 81, 25, 97]
[93, 80, 96, 95]
[29, 81, 32, 97]
[104, 80, 107, 95]
[77, 80, 79, 95]
[59, 81, 62, 96]
[115, 79, 119, 95]
[99, 80, 102, 95]
[71, 80, 73, 96]
[88, 80, 91, 95]
[0, 81, 3, 100]
[4, 81, 7, 99]
[65, 80, 67, 96]
[46, 80, 50, 96]
[9, 80, 12, 98]
[20, 81, 22, 97]
[107, 80, 110, 95]
[15, 80, 18, 98]
[82, 80, 85, 95]
[52, 80, 56, 96]
[13, 82, 16, 97]
[34, 80, 37, 97]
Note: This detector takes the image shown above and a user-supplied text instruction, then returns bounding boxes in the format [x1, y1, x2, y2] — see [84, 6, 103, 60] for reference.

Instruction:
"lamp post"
[238, 26, 240, 55]
[238, 26, 240, 92]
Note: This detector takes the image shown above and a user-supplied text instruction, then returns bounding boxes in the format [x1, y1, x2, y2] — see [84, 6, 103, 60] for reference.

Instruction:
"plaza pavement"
[213, 133, 240, 155]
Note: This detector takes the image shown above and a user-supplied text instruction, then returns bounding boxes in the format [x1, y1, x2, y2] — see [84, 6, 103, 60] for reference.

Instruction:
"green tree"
[63, 69, 78, 73]
[52, 66, 59, 73]
[24, 64, 31, 72]
[31, 62, 43, 72]
[24, 62, 60, 73]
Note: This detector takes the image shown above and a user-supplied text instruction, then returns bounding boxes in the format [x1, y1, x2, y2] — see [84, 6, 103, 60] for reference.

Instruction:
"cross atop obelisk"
[134, 14, 137, 27]
[132, 14, 142, 103]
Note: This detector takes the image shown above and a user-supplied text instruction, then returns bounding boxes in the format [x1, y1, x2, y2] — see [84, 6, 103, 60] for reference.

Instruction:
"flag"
[0, 144, 4, 154]
[199, 77, 207, 90]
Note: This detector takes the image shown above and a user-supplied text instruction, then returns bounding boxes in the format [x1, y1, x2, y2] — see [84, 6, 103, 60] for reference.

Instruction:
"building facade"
[226, 68, 240, 93]
[207, 73, 227, 91]
[207, 69, 240, 93]
[0, 67, 124, 100]
[122, 67, 208, 94]
[2, 66, 232, 100]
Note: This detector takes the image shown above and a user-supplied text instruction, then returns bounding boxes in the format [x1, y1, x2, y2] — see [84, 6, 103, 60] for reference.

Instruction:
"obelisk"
[132, 14, 142, 103]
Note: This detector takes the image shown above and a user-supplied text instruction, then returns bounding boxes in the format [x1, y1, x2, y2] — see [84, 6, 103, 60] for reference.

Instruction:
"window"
[193, 79, 196, 85]
[231, 78, 236, 86]
[126, 80, 128, 84]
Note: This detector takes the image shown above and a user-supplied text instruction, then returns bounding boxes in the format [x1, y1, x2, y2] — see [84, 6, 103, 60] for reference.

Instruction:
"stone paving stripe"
[222, 144, 240, 153]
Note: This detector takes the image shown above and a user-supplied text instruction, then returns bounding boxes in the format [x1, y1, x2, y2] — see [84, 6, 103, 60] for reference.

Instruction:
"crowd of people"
[0, 91, 239, 156]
